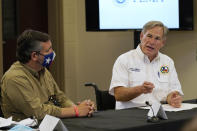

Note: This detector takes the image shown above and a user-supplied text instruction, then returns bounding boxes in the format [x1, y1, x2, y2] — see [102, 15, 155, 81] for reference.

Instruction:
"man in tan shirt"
[1, 30, 94, 121]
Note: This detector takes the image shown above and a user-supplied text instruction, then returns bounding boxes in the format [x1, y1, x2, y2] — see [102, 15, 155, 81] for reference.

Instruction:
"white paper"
[140, 103, 197, 112]
[0, 117, 13, 128]
[17, 118, 38, 127]
[0, 116, 38, 129]
[162, 103, 197, 112]
[39, 114, 68, 131]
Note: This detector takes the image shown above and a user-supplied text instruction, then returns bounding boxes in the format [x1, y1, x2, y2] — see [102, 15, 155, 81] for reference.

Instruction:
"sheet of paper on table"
[139, 103, 197, 112]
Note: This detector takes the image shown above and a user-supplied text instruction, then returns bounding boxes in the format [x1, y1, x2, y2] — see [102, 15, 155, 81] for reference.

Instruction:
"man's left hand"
[167, 91, 182, 108]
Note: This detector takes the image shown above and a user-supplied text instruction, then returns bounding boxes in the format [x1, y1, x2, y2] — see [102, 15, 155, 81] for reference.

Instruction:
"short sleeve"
[109, 55, 129, 95]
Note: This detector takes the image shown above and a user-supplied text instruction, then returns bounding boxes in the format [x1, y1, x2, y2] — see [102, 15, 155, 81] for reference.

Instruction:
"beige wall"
[48, 0, 66, 93]
[59, 0, 197, 103]
[61, 0, 132, 102]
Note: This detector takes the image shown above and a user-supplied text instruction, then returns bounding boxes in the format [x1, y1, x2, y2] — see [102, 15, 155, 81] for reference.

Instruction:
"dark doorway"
[2, 0, 48, 73]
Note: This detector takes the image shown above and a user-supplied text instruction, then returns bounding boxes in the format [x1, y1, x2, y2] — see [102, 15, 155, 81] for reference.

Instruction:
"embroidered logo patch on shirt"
[129, 68, 140, 72]
[160, 66, 169, 73]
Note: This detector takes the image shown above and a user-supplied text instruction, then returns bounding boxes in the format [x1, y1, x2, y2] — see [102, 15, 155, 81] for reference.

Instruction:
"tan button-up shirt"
[1, 61, 73, 121]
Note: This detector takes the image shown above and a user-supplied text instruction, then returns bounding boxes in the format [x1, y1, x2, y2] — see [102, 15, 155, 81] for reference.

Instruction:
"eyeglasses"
[34, 51, 45, 56]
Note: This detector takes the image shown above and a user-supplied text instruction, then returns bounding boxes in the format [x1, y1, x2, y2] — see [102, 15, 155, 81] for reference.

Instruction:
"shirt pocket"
[154, 75, 170, 101]
[128, 70, 145, 87]
[157, 75, 169, 89]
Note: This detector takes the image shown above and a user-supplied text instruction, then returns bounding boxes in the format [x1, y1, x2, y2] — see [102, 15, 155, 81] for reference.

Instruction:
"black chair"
[85, 83, 115, 111]
[0, 106, 3, 117]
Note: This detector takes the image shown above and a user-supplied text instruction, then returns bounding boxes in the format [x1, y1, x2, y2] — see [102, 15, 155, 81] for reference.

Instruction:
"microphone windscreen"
[145, 101, 150, 106]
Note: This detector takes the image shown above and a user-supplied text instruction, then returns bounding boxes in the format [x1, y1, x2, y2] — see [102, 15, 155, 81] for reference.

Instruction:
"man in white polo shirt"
[109, 21, 183, 110]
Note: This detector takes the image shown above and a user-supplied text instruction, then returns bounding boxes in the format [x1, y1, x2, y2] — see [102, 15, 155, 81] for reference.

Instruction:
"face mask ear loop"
[52, 51, 56, 60]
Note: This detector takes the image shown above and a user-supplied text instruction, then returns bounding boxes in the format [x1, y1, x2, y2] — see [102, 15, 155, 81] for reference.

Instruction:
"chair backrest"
[85, 83, 115, 111]
[0, 107, 3, 117]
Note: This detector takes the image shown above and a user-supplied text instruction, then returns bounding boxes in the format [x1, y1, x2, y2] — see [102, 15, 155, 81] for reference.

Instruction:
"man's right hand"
[114, 82, 155, 101]
[140, 81, 155, 94]
[60, 100, 95, 118]
[77, 100, 95, 117]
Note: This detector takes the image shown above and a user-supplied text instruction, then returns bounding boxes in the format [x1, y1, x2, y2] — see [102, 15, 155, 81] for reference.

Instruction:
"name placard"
[39, 115, 68, 131]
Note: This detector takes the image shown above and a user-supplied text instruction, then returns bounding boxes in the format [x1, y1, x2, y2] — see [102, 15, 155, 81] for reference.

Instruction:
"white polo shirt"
[109, 45, 183, 110]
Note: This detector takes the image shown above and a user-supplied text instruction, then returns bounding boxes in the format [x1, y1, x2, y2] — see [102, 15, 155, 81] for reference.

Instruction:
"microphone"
[145, 101, 160, 123]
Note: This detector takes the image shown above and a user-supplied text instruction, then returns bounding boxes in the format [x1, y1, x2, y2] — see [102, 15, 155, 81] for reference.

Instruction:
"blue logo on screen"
[116, 0, 126, 4]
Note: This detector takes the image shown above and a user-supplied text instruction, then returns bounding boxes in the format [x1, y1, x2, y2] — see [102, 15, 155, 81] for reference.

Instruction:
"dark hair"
[16, 29, 51, 64]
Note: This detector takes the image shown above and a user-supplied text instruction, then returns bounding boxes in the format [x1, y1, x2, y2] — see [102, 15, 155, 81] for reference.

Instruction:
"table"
[62, 106, 197, 131]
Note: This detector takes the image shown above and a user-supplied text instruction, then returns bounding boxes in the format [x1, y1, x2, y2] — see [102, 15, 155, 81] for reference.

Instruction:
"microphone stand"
[145, 101, 160, 123]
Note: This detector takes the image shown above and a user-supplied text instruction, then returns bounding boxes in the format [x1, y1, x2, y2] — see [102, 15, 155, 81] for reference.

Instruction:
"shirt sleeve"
[45, 69, 74, 108]
[109, 55, 129, 95]
[52, 78, 74, 108]
[5, 77, 62, 120]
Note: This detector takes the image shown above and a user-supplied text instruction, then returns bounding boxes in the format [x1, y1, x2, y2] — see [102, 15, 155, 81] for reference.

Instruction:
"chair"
[0, 107, 3, 117]
[85, 83, 115, 111]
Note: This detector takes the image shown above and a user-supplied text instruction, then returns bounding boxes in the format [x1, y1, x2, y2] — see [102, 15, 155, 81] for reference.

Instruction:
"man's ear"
[140, 32, 144, 42]
[161, 39, 166, 47]
[31, 52, 39, 61]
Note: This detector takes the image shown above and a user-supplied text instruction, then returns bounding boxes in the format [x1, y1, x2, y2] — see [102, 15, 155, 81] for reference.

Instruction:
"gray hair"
[142, 21, 169, 40]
